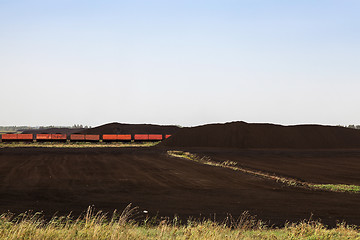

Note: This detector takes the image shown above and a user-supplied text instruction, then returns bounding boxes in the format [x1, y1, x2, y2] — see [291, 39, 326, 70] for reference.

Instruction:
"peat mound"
[22, 128, 83, 135]
[160, 121, 360, 149]
[79, 122, 180, 135]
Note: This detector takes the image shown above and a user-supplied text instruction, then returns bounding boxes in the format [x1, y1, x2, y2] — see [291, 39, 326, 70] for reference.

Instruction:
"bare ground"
[0, 147, 360, 227]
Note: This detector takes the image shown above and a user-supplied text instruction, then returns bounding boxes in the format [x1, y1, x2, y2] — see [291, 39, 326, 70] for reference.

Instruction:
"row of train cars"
[0, 133, 172, 142]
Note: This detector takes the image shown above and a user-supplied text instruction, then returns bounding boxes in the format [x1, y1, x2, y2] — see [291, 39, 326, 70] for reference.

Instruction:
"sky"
[0, 0, 359, 127]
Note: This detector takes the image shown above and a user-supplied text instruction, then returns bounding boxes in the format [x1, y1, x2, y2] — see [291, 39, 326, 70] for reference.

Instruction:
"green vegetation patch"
[311, 184, 360, 193]
[168, 151, 360, 194]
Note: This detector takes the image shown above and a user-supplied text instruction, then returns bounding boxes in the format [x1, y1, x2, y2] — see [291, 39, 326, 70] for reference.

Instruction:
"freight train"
[0, 133, 172, 142]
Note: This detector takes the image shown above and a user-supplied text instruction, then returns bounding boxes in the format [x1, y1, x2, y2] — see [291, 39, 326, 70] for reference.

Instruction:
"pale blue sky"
[1, 0, 359, 127]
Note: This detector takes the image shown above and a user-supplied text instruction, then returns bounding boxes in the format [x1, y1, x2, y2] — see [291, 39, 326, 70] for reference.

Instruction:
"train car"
[117, 134, 132, 141]
[1, 134, 18, 142]
[102, 134, 118, 142]
[148, 134, 163, 141]
[102, 134, 131, 142]
[51, 134, 67, 141]
[70, 134, 85, 141]
[17, 134, 33, 141]
[85, 134, 100, 141]
[165, 134, 172, 139]
[134, 134, 149, 141]
[1, 134, 33, 142]
[36, 134, 52, 141]
[36, 134, 67, 141]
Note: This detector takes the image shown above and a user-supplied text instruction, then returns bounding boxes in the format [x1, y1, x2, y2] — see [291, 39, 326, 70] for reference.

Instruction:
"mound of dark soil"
[22, 128, 84, 135]
[79, 122, 180, 135]
[160, 121, 360, 149]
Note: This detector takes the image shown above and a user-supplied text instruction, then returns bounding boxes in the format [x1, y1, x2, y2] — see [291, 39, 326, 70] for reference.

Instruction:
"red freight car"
[102, 134, 131, 141]
[148, 134, 162, 141]
[2, 134, 19, 141]
[17, 134, 33, 140]
[36, 134, 52, 141]
[117, 134, 131, 141]
[36, 134, 66, 141]
[70, 134, 85, 141]
[85, 135, 100, 141]
[165, 134, 172, 139]
[2, 134, 33, 141]
[51, 134, 67, 141]
[102, 134, 117, 141]
[134, 134, 149, 141]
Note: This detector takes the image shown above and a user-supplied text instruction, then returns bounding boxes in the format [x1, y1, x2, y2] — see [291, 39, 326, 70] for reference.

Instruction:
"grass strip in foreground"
[167, 150, 360, 194]
[0, 205, 359, 240]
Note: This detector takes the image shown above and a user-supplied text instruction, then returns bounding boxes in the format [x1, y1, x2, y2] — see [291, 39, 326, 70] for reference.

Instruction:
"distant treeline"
[338, 125, 360, 129]
[0, 125, 91, 133]
[0, 126, 35, 133]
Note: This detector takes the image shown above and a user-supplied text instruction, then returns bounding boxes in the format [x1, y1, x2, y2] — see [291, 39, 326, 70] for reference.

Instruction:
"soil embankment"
[79, 122, 180, 135]
[21, 128, 83, 135]
[21, 123, 180, 135]
[161, 121, 360, 149]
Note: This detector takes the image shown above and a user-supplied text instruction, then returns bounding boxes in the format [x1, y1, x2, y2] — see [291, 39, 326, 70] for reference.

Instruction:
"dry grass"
[0, 206, 359, 239]
[167, 150, 360, 194]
